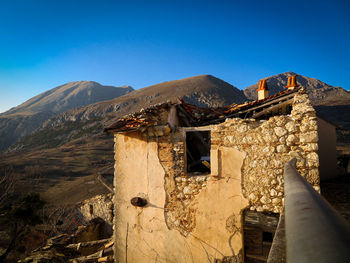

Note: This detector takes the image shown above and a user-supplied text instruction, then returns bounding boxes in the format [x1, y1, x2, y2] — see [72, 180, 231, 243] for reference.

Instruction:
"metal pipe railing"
[284, 158, 350, 263]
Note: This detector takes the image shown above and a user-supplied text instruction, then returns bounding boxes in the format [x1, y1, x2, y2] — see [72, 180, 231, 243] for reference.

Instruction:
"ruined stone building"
[105, 76, 336, 263]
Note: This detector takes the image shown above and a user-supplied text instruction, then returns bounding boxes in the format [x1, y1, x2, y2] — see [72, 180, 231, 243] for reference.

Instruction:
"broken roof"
[104, 87, 301, 134]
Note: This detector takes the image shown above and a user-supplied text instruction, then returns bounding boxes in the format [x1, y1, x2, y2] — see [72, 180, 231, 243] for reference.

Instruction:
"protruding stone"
[237, 124, 248, 133]
[313, 185, 321, 193]
[296, 158, 306, 168]
[275, 117, 287, 127]
[285, 121, 297, 132]
[302, 143, 318, 152]
[276, 145, 287, 153]
[286, 134, 298, 145]
[270, 189, 277, 197]
[177, 193, 184, 199]
[300, 124, 310, 133]
[256, 206, 263, 212]
[273, 207, 280, 213]
[226, 136, 235, 144]
[175, 177, 182, 182]
[183, 186, 192, 195]
[306, 152, 319, 167]
[274, 127, 288, 137]
[300, 131, 318, 143]
[263, 134, 278, 143]
[242, 135, 253, 144]
[272, 198, 280, 205]
[177, 185, 183, 190]
[196, 176, 206, 182]
[262, 146, 275, 155]
[250, 160, 258, 168]
[260, 159, 268, 167]
[260, 195, 271, 204]
[249, 193, 257, 201]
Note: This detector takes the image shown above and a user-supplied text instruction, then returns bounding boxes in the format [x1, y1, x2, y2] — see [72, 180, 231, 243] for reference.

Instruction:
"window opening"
[89, 204, 93, 216]
[186, 131, 210, 175]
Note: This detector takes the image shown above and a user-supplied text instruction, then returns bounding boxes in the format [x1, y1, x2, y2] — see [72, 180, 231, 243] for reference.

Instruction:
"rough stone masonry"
[159, 91, 319, 235]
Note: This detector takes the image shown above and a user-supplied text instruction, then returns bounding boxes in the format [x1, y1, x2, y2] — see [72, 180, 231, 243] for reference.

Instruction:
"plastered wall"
[113, 132, 248, 262]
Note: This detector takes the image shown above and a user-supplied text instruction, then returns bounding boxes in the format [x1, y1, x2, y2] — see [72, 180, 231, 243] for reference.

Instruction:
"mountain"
[0, 81, 133, 150]
[244, 72, 350, 129]
[2, 81, 133, 116]
[10, 75, 246, 151]
[43, 74, 246, 127]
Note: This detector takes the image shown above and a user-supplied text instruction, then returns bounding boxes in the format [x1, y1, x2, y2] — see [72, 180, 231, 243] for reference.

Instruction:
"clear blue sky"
[1, 0, 349, 113]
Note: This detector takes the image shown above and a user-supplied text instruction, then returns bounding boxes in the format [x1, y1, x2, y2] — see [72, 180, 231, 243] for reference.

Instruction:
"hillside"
[0, 81, 133, 150]
[9, 75, 246, 150]
[244, 72, 350, 129]
[43, 74, 246, 128]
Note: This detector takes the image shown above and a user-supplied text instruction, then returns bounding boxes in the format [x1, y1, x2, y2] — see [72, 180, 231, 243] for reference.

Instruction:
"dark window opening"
[186, 131, 210, 175]
[243, 210, 279, 263]
[89, 204, 93, 216]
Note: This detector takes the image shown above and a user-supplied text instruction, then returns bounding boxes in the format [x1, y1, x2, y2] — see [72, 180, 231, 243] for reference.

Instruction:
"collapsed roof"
[104, 87, 301, 134]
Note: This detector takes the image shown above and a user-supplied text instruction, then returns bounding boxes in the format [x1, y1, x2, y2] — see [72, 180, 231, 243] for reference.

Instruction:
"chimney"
[286, 75, 297, 90]
[256, 79, 269, 100]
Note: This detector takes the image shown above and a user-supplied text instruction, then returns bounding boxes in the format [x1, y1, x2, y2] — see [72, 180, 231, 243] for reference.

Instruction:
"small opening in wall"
[89, 204, 93, 216]
[186, 131, 210, 175]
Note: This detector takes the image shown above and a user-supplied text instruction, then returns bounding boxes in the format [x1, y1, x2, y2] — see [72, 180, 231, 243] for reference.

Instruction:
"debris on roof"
[104, 87, 302, 134]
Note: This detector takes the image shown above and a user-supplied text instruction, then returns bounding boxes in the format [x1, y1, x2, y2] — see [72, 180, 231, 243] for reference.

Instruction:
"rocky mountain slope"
[0, 81, 133, 150]
[43, 74, 246, 128]
[244, 72, 350, 129]
[9, 75, 246, 151]
[244, 71, 350, 105]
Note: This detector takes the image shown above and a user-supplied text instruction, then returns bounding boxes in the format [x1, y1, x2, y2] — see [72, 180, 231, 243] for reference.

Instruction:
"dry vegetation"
[0, 133, 114, 205]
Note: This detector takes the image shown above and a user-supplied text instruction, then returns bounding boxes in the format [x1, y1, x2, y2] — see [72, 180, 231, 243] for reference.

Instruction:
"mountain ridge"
[0, 81, 133, 150]
[2, 81, 133, 116]
[42, 74, 247, 128]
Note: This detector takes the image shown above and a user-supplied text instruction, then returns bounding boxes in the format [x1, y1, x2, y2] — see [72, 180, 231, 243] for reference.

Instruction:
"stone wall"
[79, 193, 113, 228]
[161, 91, 319, 231]
[210, 92, 320, 213]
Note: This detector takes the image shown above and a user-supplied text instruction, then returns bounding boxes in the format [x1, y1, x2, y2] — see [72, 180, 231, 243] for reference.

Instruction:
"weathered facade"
[105, 81, 328, 262]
